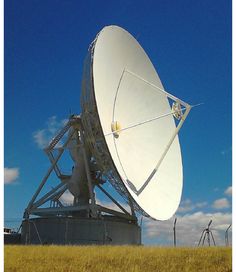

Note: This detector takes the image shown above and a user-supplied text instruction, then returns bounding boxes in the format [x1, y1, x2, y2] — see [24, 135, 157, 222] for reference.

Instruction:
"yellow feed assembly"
[111, 121, 121, 138]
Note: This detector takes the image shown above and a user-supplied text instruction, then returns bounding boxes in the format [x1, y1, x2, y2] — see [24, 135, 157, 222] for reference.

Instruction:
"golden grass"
[4, 245, 232, 272]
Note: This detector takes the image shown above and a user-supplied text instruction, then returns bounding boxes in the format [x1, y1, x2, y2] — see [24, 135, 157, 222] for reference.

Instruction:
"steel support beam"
[97, 205, 135, 221]
[31, 183, 68, 210]
[26, 129, 75, 213]
[97, 184, 130, 216]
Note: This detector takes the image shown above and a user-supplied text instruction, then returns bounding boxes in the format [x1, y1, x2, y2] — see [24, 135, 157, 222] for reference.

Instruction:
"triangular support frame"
[109, 69, 192, 195]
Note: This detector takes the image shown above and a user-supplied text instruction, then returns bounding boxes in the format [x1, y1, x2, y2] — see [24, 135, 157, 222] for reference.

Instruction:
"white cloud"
[224, 186, 232, 197]
[143, 211, 232, 246]
[177, 199, 194, 213]
[33, 129, 48, 149]
[33, 116, 68, 149]
[177, 199, 207, 213]
[212, 198, 230, 209]
[195, 201, 208, 208]
[59, 190, 74, 205]
[4, 168, 19, 184]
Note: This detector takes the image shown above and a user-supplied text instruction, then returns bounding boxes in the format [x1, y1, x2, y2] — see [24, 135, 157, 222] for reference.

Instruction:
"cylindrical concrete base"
[21, 217, 141, 245]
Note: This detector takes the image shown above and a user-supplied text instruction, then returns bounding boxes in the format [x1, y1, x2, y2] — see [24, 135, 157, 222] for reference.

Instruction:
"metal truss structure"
[23, 115, 137, 223]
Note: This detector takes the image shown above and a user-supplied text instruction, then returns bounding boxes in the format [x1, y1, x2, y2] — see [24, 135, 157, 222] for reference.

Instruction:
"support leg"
[210, 231, 216, 246]
[202, 232, 206, 246]
[207, 231, 210, 246]
[80, 129, 97, 217]
[198, 230, 204, 246]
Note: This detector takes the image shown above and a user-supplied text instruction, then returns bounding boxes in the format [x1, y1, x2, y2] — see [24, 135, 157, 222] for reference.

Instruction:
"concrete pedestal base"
[21, 216, 141, 245]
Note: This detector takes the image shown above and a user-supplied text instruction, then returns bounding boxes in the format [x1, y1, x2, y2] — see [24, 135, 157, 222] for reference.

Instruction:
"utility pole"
[173, 217, 177, 247]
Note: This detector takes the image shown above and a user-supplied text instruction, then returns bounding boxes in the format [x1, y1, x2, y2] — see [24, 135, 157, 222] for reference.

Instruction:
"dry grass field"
[4, 245, 232, 272]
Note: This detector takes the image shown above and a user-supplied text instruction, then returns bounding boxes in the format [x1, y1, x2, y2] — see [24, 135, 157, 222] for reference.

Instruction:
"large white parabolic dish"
[81, 25, 185, 220]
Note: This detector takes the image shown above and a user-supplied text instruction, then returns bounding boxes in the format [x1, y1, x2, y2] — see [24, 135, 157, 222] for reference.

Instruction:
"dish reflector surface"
[81, 26, 183, 220]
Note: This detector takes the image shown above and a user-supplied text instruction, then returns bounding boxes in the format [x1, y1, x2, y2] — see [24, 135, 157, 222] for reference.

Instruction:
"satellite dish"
[22, 25, 192, 245]
[81, 25, 191, 220]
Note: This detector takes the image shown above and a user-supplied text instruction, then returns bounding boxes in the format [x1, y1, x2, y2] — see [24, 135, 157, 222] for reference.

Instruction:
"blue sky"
[4, 0, 232, 245]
